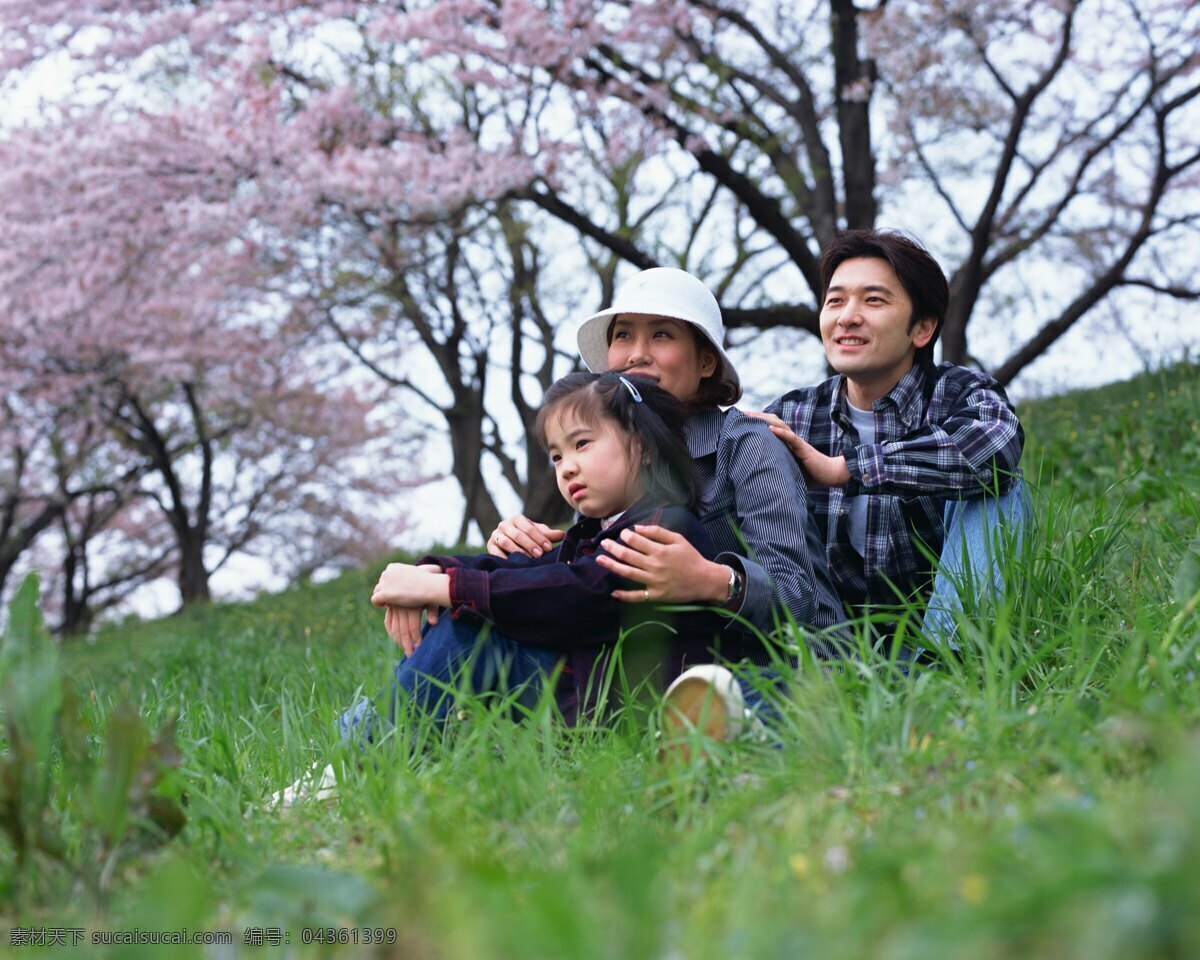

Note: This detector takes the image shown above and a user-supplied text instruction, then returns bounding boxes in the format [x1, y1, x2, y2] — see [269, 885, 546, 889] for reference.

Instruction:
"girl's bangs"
[536, 381, 608, 447]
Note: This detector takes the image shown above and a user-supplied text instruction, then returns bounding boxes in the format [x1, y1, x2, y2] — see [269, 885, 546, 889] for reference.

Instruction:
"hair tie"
[617, 375, 644, 403]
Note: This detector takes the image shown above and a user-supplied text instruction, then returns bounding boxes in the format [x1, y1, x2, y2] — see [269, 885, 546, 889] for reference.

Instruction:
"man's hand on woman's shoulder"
[742, 410, 850, 487]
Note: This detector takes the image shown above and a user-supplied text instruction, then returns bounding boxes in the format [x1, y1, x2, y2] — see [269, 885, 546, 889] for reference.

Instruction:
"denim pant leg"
[733, 666, 786, 740]
[922, 480, 1031, 648]
[339, 615, 562, 748]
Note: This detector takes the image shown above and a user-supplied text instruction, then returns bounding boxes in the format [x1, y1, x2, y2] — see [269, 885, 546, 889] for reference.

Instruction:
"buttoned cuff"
[446, 567, 493, 622]
[846, 442, 886, 494]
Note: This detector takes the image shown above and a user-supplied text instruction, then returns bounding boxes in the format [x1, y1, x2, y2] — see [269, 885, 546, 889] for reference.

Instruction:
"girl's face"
[544, 410, 643, 519]
[606, 314, 717, 404]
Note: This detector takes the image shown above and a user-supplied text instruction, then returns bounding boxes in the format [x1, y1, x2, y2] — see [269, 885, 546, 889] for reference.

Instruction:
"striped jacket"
[765, 363, 1024, 610]
[686, 406, 846, 656]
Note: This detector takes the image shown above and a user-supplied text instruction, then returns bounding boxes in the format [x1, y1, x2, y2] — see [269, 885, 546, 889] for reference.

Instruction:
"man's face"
[820, 257, 936, 405]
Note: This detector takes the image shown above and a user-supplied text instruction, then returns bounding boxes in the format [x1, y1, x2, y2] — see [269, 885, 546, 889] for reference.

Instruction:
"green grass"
[3, 361, 1199, 959]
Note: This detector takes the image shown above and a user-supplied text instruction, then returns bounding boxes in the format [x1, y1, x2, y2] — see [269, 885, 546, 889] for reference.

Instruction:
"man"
[658, 229, 1026, 749]
[753, 228, 1026, 644]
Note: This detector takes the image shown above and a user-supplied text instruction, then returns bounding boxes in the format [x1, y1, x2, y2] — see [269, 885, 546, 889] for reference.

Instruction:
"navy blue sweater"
[420, 495, 742, 722]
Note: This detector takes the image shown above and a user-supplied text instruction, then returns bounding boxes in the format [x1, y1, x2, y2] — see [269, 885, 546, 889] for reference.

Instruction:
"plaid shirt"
[765, 363, 1024, 610]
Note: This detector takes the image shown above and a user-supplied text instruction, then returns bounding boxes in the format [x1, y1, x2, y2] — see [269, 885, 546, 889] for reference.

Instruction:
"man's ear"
[911, 315, 937, 349]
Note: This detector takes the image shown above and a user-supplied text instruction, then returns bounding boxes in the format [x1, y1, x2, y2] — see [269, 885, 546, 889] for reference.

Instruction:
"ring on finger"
[643, 589, 650, 602]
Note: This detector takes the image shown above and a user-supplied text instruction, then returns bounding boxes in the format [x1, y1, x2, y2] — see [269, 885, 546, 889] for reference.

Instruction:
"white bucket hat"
[576, 267, 741, 401]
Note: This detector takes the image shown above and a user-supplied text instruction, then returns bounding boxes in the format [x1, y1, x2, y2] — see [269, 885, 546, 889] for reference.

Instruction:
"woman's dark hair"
[819, 229, 949, 368]
[686, 327, 741, 408]
[535, 371, 697, 509]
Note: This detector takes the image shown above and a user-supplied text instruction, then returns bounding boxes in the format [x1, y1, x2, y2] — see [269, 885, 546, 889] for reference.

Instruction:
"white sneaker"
[660, 665, 747, 761]
[269, 762, 338, 809]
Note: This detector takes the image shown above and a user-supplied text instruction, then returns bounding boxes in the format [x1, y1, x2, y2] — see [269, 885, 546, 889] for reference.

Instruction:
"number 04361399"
[301, 928, 398, 945]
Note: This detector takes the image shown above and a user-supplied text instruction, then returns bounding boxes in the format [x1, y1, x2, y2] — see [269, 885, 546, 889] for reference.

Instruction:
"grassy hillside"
[3, 361, 1199, 959]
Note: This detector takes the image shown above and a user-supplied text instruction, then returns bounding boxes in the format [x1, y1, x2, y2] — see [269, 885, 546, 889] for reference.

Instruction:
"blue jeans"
[921, 480, 1030, 649]
[734, 666, 784, 741]
[338, 614, 562, 748]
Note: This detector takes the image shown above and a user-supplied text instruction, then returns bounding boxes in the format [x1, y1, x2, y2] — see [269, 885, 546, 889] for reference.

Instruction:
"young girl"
[273, 371, 723, 805]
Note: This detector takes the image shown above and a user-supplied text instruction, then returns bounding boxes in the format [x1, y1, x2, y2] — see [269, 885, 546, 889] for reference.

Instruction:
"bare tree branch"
[1122, 278, 1200, 298]
[517, 183, 658, 270]
[723, 304, 820, 336]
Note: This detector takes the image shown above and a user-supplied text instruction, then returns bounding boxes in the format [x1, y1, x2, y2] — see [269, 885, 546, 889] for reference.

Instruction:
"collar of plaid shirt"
[829, 363, 931, 437]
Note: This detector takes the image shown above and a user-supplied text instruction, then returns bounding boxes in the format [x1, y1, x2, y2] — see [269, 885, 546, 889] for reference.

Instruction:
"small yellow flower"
[960, 873, 989, 904]
[789, 853, 810, 879]
[907, 730, 932, 752]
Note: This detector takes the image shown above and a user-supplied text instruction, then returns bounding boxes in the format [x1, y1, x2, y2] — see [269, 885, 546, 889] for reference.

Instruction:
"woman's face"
[606, 314, 717, 404]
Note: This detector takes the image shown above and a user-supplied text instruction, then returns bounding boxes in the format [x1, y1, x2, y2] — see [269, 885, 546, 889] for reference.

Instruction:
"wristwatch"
[722, 564, 744, 609]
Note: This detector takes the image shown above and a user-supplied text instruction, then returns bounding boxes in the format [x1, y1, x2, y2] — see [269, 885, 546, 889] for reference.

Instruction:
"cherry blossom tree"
[292, 199, 580, 538]
[397, 0, 1200, 380]
[0, 369, 155, 630]
[0, 102, 403, 612]
[0, 396, 67, 604]
[2, 0, 1197, 549]
[15, 10, 578, 538]
[52, 478, 169, 638]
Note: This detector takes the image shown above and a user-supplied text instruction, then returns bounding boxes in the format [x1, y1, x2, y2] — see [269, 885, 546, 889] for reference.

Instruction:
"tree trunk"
[522, 457, 574, 527]
[177, 534, 211, 606]
[58, 538, 89, 636]
[59, 596, 94, 637]
[0, 552, 15, 607]
[941, 286, 971, 366]
[446, 398, 502, 539]
[831, 0, 877, 229]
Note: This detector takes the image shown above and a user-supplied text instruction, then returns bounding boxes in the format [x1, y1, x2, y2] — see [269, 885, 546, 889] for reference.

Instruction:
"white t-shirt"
[846, 402, 875, 556]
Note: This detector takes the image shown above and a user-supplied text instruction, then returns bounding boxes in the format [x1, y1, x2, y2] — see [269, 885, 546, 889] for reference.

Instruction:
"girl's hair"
[535, 371, 697, 509]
